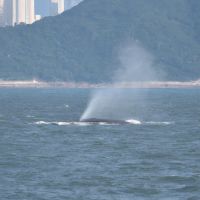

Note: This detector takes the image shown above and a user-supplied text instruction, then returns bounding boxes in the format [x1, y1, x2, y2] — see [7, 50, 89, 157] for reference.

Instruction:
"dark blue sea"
[0, 88, 200, 200]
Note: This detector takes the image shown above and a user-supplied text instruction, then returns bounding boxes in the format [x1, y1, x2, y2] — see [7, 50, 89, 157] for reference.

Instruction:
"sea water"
[0, 88, 200, 199]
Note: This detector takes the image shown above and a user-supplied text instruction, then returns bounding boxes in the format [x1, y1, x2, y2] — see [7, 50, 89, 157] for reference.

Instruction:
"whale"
[80, 118, 130, 124]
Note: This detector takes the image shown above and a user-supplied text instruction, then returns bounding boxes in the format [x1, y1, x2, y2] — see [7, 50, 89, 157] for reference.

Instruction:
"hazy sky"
[35, 0, 84, 16]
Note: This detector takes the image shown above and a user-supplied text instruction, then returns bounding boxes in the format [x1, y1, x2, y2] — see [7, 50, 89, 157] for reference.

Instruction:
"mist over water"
[81, 42, 159, 121]
[114, 41, 156, 82]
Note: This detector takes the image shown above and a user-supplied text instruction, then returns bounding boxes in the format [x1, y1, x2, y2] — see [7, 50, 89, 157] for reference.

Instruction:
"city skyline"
[34, 0, 83, 17]
[0, 0, 83, 27]
[0, 0, 37, 26]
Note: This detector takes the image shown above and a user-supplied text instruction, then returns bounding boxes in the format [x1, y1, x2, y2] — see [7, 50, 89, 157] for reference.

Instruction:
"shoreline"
[0, 80, 200, 89]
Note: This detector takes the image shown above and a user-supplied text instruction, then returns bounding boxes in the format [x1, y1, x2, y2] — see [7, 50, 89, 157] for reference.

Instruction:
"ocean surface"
[0, 88, 200, 200]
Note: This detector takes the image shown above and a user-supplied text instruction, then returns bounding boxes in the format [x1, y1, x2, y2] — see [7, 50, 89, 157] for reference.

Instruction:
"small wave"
[98, 122, 116, 125]
[34, 119, 172, 126]
[126, 119, 142, 125]
[26, 115, 35, 118]
[56, 122, 71, 126]
[73, 122, 92, 126]
[34, 121, 121, 126]
[145, 121, 174, 125]
[34, 118, 143, 126]
[34, 121, 72, 126]
[35, 121, 51, 125]
[34, 121, 91, 126]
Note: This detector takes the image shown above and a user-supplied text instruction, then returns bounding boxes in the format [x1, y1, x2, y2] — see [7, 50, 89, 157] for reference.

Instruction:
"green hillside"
[0, 0, 200, 82]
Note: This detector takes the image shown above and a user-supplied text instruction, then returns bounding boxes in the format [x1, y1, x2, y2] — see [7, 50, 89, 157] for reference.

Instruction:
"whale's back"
[80, 118, 129, 124]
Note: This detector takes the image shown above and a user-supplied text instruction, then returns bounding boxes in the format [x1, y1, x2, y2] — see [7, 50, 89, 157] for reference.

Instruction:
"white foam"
[126, 119, 142, 125]
[34, 121, 91, 126]
[35, 121, 51, 125]
[73, 122, 91, 126]
[145, 121, 174, 125]
[56, 122, 71, 126]
[26, 115, 35, 118]
[34, 119, 143, 126]
[98, 122, 119, 126]
[34, 120, 173, 126]
[99, 122, 110, 125]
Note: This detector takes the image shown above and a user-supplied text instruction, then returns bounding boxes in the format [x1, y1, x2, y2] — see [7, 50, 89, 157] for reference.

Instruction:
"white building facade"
[0, 0, 35, 26]
[58, 0, 64, 14]
[50, 0, 64, 16]
[0, 0, 4, 26]
[0, 0, 83, 27]
[25, 0, 35, 24]
[16, 0, 26, 24]
[16, 0, 35, 24]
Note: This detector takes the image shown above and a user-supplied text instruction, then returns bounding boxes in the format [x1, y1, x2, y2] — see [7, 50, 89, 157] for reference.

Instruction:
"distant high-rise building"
[12, 0, 17, 25]
[58, 0, 64, 14]
[0, 0, 4, 26]
[50, 0, 58, 16]
[3, 0, 15, 26]
[0, 0, 36, 27]
[14, 0, 35, 25]
[16, 0, 26, 24]
[49, 0, 64, 16]
[0, 0, 79, 27]
[25, 0, 35, 24]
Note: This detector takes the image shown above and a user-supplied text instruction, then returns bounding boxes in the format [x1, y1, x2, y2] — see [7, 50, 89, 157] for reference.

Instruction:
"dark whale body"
[80, 118, 129, 124]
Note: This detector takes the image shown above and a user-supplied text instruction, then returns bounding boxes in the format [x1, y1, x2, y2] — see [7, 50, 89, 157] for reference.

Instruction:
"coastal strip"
[0, 80, 200, 88]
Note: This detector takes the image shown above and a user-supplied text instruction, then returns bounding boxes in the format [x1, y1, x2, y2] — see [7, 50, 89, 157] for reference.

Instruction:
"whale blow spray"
[81, 41, 158, 121]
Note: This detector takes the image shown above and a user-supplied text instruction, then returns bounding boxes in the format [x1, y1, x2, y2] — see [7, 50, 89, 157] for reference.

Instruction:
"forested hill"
[0, 0, 200, 82]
